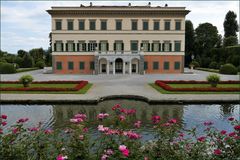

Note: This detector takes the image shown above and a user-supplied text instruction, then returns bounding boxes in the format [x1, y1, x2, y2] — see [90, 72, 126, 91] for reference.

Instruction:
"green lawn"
[0, 83, 92, 94]
[169, 83, 240, 88]
[149, 83, 240, 94]
[0, 83, 76, 88]
[16, 68, 39, 73]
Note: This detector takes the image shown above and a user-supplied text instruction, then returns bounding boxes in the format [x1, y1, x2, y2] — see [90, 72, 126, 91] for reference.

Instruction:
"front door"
[101, 64, 106, 73]
[132, 64, 137, 73]
[115, 58, 123, 73]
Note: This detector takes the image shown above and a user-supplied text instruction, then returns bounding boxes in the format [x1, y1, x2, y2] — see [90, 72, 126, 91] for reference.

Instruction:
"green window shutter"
[77, 43, 79, 51]
[162, 44, 165, 51]
[144, 61, 148, 70]
[90, 61, 95, 70]
[148, 43, 150, 51]
[143, 22, 148, 30]
[68, 62, 74, 70]
[122, 43, 124, 51]
[164, 62, 169, 70]
[98, 43, 101, 51]
[114, 43, 116, 51]
[152, 43, 154, 52]
[79, 21, 84, 30]
[107, 43, 109, 51]
[175, 42, 181, 51]
[61, 43, 64, 51]
[83, 43, 86, 51]
[153, 62, 159, 70]
[79, 62, 85, 70]
[65, 43, 68, 51]
[56, 21, 62, 30]
[154, 22, 159, 30]
[56, 62, 62, 70]
[174, 62, 180, 70]
[88, 43, 90, 51]
[54, 43, 56, 51]
[68, 21, 73, 30]
[165, 21, 170, 30]
[169, 43, 172, 51]
[73, 43, 75, 51]
[116, 21, 122, 30]
[159, 43, 161, 51]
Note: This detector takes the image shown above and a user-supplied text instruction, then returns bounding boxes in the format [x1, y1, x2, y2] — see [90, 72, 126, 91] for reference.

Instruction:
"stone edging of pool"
[1, 94, 239, 105]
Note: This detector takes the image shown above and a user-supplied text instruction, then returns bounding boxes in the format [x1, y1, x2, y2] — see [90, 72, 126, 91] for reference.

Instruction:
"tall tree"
[185, 20, 195, 66]
[17, 49, 28, 58]
[224, 11, 239, 38]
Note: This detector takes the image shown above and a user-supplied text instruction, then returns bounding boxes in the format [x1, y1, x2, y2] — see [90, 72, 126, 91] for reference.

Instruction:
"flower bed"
[155, 80, 240, 92]
[0, 81, 88, 91]
[1, 104, 240, 159]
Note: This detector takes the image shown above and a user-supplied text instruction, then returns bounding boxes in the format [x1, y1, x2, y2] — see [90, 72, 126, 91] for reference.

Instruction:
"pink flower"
[98, 125, 109, 132]
[197, 136, 206, 142]
[179, 133, 185, 137]
[105, 149, 114, 155]
[1, 114, 7, 119]
[79, 135, 84, 140]
[56, 154, 68, 160]
[234, 125, 240, 131]
[1, 121, 7, 126]
[97, 113, 109, 120]
[17, 118, 29, 123]
[12, 128, 19, 134]
[123, 131, 141, 139]
[0, 129, 3, 134]
[228, 132, 236, 137]
[44, 129, 53, 134]
[101, 154, 108, 160]
[112, 104, 121, 110]
[74, 113, 87, 120]
[214, 149, 222, 155]
[151, 115, 161, 124]
[28, 127, 39, 132]
[162, 122, 171, 127]
[203, 121, 213, 126]
[220, 130, 227, 135]
[134, 121, 141, 128]
[120, 108, 136, 115]
[119, 115, 126, 121]
[119, 145, 129, 157]
[169, 118, 177, 124]
[83, 127, 88, 132]
[228, 117, 234, 121]
[70, 118, 83, 123]
[234, 136, 240, 140]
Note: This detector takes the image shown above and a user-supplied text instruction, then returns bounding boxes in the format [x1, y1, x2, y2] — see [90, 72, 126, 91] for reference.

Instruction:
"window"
[100, 41, 107, 52]
[56, 20, 62, 30]
[90, 61, 95, 70]
[174, 62, 180, 70]
[78, 41, 86, 51]
[163, 42, 171, 51]
[132, 21, 138, 30]
[68, 62, 74, 70]
[154, 21, 159, 30]
[164, 21, 171, 30]
[67, 20, 74, 30]
[79, 62, 85, 70]
[56, 62, 62, 70]
[101, 21, 107, 30]
[114, 41, 123, 52]
[141, 41, 149, 51]
[143, 21, 149, 30]
[131, 41, 138, 51]
[175, 21, 181, 30]
[174, 41, 181, 51]
[144, 61, 148, 70]
[89, 20, 96, 30]
[164, 61, 169, 70]
[153, 42, 160, 52]
[55, 41, 63, 52]
[67, 41, 75, 52]
[88, 41, 97, 51]
[153, 62, 159, 70]
[79, 20, 85, 30]
[116, 20, 122, 30]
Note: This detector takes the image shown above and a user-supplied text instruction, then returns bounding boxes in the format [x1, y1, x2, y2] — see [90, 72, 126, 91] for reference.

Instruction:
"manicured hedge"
[0, 63, 16, 74]
[0, 81, 88, 91]
[155, 80, 240, 92]
[219, 63, 238, 75]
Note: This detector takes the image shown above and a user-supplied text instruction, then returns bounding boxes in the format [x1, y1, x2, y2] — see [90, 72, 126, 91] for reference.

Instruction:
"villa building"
[47, 3, 190, 74]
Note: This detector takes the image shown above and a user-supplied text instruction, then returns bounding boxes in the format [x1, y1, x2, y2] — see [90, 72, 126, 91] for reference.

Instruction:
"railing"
[95, 50, 142, 55]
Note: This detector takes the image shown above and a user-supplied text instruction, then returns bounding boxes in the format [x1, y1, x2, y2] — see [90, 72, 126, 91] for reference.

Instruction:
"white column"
[123, 61, 125, 74]
[113, 61, 115, 75]
[107, 60, 109, 75]
[129, 61, 132, 75]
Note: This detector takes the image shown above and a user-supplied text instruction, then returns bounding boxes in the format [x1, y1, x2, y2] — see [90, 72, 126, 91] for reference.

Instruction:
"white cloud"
[0, 1, 239, 53]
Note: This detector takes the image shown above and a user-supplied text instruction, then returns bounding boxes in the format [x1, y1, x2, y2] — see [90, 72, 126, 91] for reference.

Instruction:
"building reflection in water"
[52, 100, 184, 129]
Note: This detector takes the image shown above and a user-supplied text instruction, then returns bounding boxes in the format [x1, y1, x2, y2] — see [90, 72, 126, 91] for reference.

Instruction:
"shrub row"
[159, 80, 240, 84]
[0, 81, 88, 91]
[0, 81, 85, 84]
[0, 63, 16, 74]
[155, 80, 240, 92]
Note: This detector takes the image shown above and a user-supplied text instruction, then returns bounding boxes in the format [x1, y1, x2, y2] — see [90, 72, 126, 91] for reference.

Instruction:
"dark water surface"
[1, 100, 239, 140]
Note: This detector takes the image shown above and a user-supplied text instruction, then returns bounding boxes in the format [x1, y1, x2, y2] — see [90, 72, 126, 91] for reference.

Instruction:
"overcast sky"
[1, 1, 239, 54]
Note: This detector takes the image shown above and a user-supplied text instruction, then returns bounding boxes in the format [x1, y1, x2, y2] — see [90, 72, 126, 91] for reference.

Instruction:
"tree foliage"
[224, 11, 239, 38]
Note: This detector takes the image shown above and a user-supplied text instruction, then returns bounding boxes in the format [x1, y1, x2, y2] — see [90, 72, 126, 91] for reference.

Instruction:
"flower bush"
[19, 74, 34, 87]
[206, 74, 220, 87]
[1, 104, 240, 160]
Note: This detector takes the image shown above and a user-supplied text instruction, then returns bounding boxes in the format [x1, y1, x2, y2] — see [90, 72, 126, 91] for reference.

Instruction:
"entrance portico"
[96, 54, 143, 75]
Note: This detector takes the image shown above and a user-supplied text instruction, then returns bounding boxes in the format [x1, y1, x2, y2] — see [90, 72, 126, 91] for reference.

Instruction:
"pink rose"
[197, 136, 206, 142]
[169, 118, 177, 124]
[214, 149, 222, 155]
[151, 115, 161, 124]
[56, 154, 68, 160]
[228, 117, 234, 121]
[1, 121, 7, 126]
[119, 145, 129, 157]
[234, 125, 240, 131]
[220, 130, 227, 135]
[119, 115, 126, 121]
[134, 120, 141, 128]
[228, 132, 236, 137]
[17, 118, 29, 123]
[12, 128, 19, 134]
[44, 129, 53, 134]
[1, 114, 7, 119]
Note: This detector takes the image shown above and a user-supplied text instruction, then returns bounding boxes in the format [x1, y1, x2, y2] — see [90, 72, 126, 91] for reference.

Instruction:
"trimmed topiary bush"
[35, 61, 45, 69]
[0, 62, 16, 74]
[19, 75, 34, 87]
[209, 61, 219, 69]
[219, 63, 238, 75]
[206, 74, 220, 87]
[189, 61, 200, 69]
